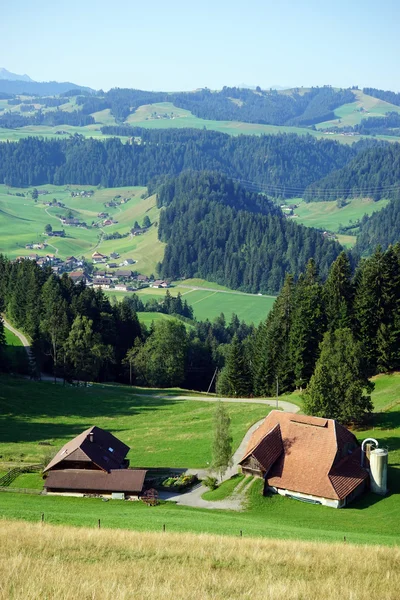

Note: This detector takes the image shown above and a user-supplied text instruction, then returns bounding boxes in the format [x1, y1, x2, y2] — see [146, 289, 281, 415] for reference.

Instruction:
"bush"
[161, 474, 198, 490]
[203, 476, 218, 490]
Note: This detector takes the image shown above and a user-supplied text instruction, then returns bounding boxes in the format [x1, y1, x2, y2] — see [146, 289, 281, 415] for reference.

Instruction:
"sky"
[1, 0, 399, 92]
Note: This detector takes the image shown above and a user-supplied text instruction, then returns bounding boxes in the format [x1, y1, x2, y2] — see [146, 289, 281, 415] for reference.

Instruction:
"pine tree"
[303, 328, 374, 424]
[211, 401, 233, 481]
[324, 251, 353, 331]
[216, 334, 252, 397]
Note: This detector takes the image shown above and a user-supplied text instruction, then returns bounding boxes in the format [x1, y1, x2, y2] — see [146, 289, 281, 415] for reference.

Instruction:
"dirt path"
[3, 317, 33, 362]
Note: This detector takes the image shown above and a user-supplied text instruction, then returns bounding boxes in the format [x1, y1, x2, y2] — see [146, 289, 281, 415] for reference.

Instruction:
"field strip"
[181, 289, 196, 296]
[178, 285, 276, 299]
[44, 207, 61, 222]
[190, 291, 218, 305]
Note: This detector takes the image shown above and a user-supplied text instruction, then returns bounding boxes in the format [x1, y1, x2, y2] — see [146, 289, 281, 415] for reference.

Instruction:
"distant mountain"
[0, 68, 33, 82]
[0, 77, 94, 96]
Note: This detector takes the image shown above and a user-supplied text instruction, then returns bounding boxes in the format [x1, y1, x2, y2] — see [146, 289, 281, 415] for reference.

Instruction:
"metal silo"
[370, 448, 388, 495]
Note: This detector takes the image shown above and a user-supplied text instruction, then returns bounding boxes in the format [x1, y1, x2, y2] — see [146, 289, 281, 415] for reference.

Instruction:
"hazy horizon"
[2, 0, 399, 92]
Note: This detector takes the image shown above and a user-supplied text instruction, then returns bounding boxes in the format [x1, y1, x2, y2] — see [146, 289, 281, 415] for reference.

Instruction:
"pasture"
[1, 521, 399, 600]
[2, 94, 400, 144]
[0, 377, 271, 468]
[0, 373, 399, 546]
[284, 196, 389, 237]
[316, 89, 400, 130]
[0, 184, 164, 275]
[109, 281, 276, 324]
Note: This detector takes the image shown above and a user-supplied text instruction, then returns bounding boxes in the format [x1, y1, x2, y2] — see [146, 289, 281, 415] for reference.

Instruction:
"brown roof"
[241, 411, 367, 500]
[44, 468, 147, 493]
[43, 426, 130, 473]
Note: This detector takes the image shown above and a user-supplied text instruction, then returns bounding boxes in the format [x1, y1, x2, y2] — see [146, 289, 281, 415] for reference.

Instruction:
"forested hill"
[304, 143, 400, 202]
[171, 87, 355, 127]
[354, 199, 400, 257]
[363, 87, 400, 107]
[0, 132, 359, 196]
[157, 172, 342, 293]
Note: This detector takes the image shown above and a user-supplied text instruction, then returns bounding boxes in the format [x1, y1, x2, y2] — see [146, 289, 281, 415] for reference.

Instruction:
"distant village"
[17, 186, 165, 292]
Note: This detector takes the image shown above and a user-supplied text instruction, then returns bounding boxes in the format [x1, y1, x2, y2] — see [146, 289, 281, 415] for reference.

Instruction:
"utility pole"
[207, 367, 218, 394]
[276, 376, 279, 409]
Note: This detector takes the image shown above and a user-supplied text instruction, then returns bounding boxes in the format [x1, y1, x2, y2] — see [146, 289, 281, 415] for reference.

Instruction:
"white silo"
[370, 448, 388, 495]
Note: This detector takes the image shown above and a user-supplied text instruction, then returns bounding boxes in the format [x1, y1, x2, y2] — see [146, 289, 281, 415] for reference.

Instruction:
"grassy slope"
[0, 184, 165, 274]
[286, 197, 390, 238]
[3, 94, 400, 144]
[0, 373, 399, 546]
[0, 377, 271, 468]
[4, 328, 22, 346]
[1, 521, 399, 600]
[316, 89, 400, 129]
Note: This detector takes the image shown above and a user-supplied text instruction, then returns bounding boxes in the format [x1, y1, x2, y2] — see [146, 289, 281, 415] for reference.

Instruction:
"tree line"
[0, 110, 94, 129]
[0, 131, 365, 197]
[217, 245, 400, 422]
[0, 255, 253, 390]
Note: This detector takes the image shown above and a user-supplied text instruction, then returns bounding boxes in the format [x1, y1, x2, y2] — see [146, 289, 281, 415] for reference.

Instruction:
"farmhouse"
[115, 269, 132, 279]
[151, 280, 169, 288]
[239, 411, 368, 508]
[43, 426, 147, 499]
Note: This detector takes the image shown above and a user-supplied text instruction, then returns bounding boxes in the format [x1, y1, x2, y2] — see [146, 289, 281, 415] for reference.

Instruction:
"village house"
[136, 274, 149, 283]
[92, 252, 108, 264]
[123, 258, 135, 266]
[106, 262, 118, 269]
[239, 411, 368, 508]
[43, 426, 147, 499]
[93, 278, 111, 289]
[110, 252, 119, 259]
[115, 269, 132, 279]
[68, 271, 86, 284]
[131, 227, 147, 236]
[150, 280, 169, 288]
[49, 230, 65, 237]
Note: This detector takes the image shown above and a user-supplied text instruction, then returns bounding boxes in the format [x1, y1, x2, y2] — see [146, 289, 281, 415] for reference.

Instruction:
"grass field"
[0, 373, 399, 546]
[107, 281, 276, 325]
[0, 184, 164, 274]
[2, 521, 399, 600]
[0, 377, 271, 468]
[282, 197, 389, 240]
[2, 93, 400, 144]
[316, 90, 400, 130]
[4, 327, 22, 346]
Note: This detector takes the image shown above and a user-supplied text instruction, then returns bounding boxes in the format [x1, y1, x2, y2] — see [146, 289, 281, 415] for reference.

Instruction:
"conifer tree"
[303, 328, 373, 424]
[216, 334, 252, 397]
[324, 251, 353, 331]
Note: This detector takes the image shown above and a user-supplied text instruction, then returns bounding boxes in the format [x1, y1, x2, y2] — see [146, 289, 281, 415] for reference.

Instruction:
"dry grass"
[0, 520, 399, 600]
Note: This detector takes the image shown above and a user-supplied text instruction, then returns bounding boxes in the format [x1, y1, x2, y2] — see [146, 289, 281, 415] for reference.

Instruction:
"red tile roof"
[241, 411, 367, 500]
[45, 468, 147, 493]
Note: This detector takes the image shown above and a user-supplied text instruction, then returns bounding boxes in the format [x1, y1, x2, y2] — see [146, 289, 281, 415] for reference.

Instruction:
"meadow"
[108, 282, 276, 325]
[0, 377, 271, 468]
[1, 521, 399, 600]
[316, 89, 400, 130]
[0, 373, 399, 546]
[285, 196, 390, 237]
[2, 93, 400, 144]
[0, 183, 164, 275]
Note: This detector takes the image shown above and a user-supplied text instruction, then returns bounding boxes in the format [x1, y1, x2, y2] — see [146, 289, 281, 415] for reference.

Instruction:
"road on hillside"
[3, 317, 32, 361]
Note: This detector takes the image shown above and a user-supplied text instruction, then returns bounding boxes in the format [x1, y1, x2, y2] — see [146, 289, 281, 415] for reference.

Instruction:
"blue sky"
[1, 0, 399, 91]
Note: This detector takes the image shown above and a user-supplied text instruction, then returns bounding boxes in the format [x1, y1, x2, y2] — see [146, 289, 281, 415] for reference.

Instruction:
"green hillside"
[0, 184, 164, 275]
[316, 89, 400, 129]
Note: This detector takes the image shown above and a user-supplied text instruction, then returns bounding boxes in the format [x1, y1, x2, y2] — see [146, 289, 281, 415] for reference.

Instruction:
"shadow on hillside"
[0, 376, 180, 445]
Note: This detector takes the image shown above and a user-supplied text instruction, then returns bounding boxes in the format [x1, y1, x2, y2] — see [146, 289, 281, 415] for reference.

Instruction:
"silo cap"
[372, 448, 387, 455]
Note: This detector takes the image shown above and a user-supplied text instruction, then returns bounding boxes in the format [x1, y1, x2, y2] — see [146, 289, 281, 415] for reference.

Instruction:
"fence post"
[41, 512, 44, 523]
[163, 524, 166, 532]
[98, 519, 101, 529]
[240, 530, 242, 537]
